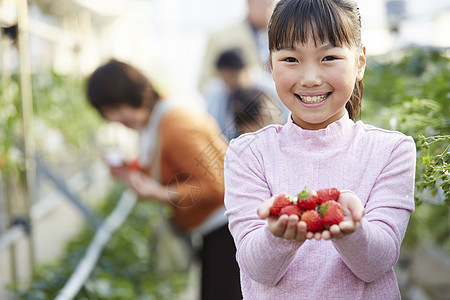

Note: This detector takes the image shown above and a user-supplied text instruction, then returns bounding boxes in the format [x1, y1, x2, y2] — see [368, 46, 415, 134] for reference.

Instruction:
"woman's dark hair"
[268, 0, 363, 120]
[86, 59, 160, 115]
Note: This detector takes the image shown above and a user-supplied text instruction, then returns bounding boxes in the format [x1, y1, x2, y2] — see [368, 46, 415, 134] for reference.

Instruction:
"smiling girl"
[223, 0, 416, 299]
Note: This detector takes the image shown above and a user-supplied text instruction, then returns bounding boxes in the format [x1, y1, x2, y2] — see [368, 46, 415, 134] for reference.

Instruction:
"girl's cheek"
[276, 72, 296, 88]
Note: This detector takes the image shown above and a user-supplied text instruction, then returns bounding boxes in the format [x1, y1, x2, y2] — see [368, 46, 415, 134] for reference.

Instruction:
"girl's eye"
[323, 56, 338, 62]
[284, 57, 298, 63]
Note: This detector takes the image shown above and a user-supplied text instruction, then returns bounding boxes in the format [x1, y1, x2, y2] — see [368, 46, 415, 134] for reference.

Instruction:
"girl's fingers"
[353, 208, 365, 222]
[282, 215, 300, 240]
[329, 224, 343, 238]
[346, 200, 364, 222]
[295, 221, 307, 242]
[321, 230, 331, 240]
[339, 220, 354, 232]
[314, 231, 322, 240]
[268, 215, 288, 237]
[258, 197, 275, 219]
[339, 192, 365, 223]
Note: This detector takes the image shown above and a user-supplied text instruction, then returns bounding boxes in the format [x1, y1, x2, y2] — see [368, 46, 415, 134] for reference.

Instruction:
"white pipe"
[0, 160, 108, 253]
[54, 189, 137, 300]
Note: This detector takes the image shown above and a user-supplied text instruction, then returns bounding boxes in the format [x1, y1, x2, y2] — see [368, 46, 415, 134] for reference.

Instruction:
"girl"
[224, 0, 416, 299]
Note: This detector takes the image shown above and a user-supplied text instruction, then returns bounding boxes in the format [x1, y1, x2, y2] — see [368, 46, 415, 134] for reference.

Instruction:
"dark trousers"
[200, 224, 242, 300]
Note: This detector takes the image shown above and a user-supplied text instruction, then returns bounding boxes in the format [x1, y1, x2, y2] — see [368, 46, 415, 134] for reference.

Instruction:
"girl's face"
[101, 104, 150, 130]
[270, 39, 366, 130]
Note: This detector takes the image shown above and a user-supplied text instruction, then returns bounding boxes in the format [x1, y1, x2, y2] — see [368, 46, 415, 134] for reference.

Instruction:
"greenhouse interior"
[0, 0, 449, 299]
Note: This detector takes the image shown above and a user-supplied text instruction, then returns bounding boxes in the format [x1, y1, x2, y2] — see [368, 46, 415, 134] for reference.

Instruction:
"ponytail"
[346, 80, 363, 120]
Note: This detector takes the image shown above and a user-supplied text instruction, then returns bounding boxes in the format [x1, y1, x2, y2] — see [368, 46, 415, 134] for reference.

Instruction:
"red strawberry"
[319, 200, 344, 229]
[296, 188, 319, 211]
[317, 188, 340, 204]
[301, 210, 324, 232]
[270, 193, 292, 216]
[126, 158, 142, 171]
[279, 204, 301, 216]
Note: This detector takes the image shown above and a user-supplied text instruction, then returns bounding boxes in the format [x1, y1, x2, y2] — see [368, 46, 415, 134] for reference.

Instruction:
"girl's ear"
[356, 45, 366, 81]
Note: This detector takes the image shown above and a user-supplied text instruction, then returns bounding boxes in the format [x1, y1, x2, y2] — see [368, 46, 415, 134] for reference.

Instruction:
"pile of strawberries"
[269, 188, 344, 232]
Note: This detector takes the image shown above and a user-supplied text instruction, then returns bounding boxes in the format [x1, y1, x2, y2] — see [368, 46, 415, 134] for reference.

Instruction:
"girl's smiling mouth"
[295, 93, 330, 104]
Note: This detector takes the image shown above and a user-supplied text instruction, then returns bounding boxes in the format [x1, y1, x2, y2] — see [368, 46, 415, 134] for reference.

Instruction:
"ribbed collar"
[281, 110, 355, 150]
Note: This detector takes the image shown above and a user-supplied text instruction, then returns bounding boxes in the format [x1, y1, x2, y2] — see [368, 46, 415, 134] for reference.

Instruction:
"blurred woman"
[87, 59, 242, 300]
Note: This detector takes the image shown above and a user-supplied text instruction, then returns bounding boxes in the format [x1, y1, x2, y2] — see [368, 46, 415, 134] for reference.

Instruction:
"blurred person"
[198, 0, 278, 92]
[203, 48, 252, 140]
[86, 59, 242, 300]
[230, 87, 284, 135]
[204, 48, 286, 140]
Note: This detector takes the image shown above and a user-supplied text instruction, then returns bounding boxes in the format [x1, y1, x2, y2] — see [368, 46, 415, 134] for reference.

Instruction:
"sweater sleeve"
[224, 136, 302, 286]
[159, 108, 228, 229]
[332, 136, 416, 282]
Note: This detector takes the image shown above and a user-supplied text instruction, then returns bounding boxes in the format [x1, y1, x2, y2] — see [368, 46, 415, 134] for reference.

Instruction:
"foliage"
[0, 79, 23, 175]
[363, 47, 449, 203]
[362, 47, 449, 118]
[12, 185, 189, 299]
[4, 46, 449, 296]
[417, 135, 450, 205]
[0, 72, 102, 176]
[401, 198, 450, 254]
[2, 70, 191, 298]
[362, 46, 450, 251]
[406, 135, 449, 255]
[32, 71, 102, 150]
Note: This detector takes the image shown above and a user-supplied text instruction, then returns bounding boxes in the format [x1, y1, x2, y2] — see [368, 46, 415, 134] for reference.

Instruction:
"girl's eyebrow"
[279, 43, 338, 51]
[318, 43, 338, 50]
[279, 46, 295, 51]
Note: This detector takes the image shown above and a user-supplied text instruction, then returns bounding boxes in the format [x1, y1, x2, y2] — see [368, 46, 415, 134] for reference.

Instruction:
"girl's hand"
[258, 197, 308, 242]
[328, 191, 365, 239]
[257, 191, 365, 241]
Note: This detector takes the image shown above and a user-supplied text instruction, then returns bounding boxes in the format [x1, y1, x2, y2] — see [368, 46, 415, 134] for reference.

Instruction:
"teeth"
[299, 94, 328, 104]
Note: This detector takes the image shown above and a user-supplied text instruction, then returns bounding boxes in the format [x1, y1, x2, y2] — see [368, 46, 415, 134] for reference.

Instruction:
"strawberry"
[126, 158, 142, 171]
[300, 210, 324, 232]
[279, 204, 301, 216]
[319, 200, 344, 229]
[270, 193, 292, 216]
[296, 188, 319, 211]
[316, 188, 340, 204]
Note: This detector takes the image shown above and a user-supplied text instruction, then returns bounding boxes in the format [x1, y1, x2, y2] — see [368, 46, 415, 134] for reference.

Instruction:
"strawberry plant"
[362, 46, 450, 253]
[417, 135, 450, 205]
[31, 71, 102, 150]
[12, 186, 189, 299]
[0, 72, 103, 178]
[0, 79, 23, 175]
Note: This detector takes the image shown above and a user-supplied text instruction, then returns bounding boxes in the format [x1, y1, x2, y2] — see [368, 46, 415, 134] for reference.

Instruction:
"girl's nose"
[299, 65, 322, 87]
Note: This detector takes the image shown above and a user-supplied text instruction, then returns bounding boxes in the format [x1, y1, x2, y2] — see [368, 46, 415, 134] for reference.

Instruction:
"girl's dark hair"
[86, 59, 160, 115]
[268, 0, 363, 120]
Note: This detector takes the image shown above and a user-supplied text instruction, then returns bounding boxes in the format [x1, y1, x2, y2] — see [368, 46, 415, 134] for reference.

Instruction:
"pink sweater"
[224, 112, 416, 300]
